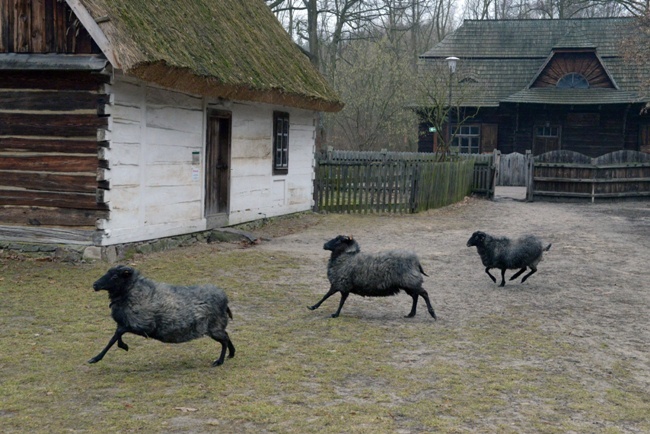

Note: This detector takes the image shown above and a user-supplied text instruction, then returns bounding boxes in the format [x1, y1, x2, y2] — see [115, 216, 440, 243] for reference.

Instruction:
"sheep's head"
[93, 265, 136, 293]
[324, 235, 360, 254]
[467, 231, 487, 247]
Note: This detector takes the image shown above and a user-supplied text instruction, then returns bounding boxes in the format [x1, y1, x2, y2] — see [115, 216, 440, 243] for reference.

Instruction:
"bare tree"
[325, 38, 420, 151]
[414, 59, 483, 159]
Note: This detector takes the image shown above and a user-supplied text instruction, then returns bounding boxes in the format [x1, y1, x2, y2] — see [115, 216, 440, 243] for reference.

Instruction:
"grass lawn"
[1, 232, 648, 433]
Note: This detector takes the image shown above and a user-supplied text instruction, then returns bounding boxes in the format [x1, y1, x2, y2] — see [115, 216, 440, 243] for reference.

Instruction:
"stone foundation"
[0, 228, 259, 263]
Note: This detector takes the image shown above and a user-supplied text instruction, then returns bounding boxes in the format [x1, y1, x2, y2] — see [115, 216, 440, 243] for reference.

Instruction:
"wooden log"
[0, 190, 106, 210]
[0, 90, 107, 111]
[0, 71, 107, 90]
[0, 225, 98, 244]
[0, 155, 97, 172]
[0, 137, 97, 153]
[0, 171, 97, 192]
[0, 113, 107, 136]
[0, 205, 107, 226]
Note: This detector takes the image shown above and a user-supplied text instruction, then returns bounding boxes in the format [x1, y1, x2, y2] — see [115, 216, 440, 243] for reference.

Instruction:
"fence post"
[525, 150, 534, 202]
[491, 149, 501, 199]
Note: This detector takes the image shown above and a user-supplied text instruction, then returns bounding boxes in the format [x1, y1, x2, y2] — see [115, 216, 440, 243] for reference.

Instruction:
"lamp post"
[445, 56, 459, 153]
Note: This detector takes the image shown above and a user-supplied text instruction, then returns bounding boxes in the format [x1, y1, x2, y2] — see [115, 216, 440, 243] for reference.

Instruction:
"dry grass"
[1, 206, 649, 433]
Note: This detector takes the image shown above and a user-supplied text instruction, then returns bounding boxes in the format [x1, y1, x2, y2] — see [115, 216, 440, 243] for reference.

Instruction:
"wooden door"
[481, 123, 498, 153]
[205, 110, 231, 218]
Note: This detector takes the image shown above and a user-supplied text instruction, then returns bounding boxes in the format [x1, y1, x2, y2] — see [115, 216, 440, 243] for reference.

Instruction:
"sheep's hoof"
[212, 359, 224, 367]
[307, 305, 317, 311]
[405, 313, 416, 318]
[88, 357, 100, 364]
[330, 313, 339, 318]
[429, 310, 437, 320]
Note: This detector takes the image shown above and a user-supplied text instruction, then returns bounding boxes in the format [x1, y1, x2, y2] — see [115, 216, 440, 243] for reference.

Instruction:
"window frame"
[453, 124, 481, 154]
[273, 111, 290, 175]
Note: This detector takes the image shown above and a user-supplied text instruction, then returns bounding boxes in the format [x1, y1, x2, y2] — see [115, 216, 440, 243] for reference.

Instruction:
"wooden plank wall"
[0, 0, 100, 53]
[530, 150, 650, 202]
[0, 70, 110, 228]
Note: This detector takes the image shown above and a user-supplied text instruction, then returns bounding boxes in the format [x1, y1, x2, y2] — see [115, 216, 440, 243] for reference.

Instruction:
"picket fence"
[313, 150, 495, 214]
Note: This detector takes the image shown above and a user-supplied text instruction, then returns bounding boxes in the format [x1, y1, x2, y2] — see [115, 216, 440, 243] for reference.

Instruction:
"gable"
[531, 51, 616, 89]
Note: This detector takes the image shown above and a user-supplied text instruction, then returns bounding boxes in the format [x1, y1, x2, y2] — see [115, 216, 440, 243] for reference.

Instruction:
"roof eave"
[129, 63, 344, 112]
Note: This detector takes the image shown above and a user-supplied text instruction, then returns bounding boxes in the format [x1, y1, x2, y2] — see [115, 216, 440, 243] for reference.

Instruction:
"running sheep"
[88, 265, 235, 367]
[466, 231, 552, 287]
[308, 235, 436, 319]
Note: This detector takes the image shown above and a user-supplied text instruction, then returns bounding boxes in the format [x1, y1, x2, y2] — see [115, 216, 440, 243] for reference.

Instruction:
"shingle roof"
[420, 18, 646, 106]
[75, 0, 342, 112]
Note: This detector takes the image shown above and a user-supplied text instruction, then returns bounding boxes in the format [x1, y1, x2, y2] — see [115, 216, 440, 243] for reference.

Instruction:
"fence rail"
[313, 150, 494, 214]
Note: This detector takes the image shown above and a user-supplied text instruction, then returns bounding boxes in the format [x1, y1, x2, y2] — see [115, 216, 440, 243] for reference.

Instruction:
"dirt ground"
[251, 187, 650, 425]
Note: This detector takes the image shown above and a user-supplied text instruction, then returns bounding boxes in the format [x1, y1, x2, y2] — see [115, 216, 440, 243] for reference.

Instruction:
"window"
[536, 126, 559, 137]
[273, 111, 289, 174]
[556, 73, 589, 89]
[454, 125, 480, 154]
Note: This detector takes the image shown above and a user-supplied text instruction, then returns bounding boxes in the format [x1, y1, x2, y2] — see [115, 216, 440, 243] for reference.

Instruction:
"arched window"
[556, 73, 589, 89]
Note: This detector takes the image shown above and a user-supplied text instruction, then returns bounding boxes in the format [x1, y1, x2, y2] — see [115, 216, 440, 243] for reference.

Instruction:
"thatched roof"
[75, 0, 342, 112]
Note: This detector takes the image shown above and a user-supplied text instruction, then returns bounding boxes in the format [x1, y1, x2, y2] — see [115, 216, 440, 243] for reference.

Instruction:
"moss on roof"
[78, 0, 342, 111]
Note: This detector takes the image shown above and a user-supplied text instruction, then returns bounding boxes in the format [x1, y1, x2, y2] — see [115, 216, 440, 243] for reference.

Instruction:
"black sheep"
[308, 235, 436, 319]
[89, 265, 235, 367]
[467, 231, 552, 287]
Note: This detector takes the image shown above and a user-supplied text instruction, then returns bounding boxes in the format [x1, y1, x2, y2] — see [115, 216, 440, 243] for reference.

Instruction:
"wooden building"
[418, 18, 650, 157]
[0, 0, 342, 248]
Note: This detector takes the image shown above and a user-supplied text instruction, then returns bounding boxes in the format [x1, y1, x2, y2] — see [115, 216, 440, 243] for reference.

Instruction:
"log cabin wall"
[498, 103, 647, 158]
[1, 0, 109, 242]
[0, 0, 100, 54]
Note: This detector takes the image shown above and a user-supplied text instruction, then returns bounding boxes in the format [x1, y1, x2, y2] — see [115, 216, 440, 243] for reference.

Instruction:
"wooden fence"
[313, 150, 493, 214]
[526, 150, 650, 202]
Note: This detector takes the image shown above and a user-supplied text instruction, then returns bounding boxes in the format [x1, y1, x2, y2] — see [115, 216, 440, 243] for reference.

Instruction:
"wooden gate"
[497, 152, 528, 186]
[525, 150, 650, 202]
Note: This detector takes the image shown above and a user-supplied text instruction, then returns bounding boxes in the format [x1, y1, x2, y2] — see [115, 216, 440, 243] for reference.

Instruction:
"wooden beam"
[0, 70, 108, 90]
[0, 171, 97, 193]
[0, 137, 97, 154]
[0, 113, 107, 136]
[64, 0, 120, 68]
[0, 155, 97, 172]
[0, 205, 107, 226]
[0, 224, 98, 244]
[0, 190, 106, 210]
[0, 90, 108, 112]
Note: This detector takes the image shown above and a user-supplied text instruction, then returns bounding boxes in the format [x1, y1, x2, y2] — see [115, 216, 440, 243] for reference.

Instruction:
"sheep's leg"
[485, 268, 497, 283]
[499, 269, 507, 287]
[406, 289, 437, 320]
[308, 287, 339, 311]
[520, 265, 537, 283]
[212, 340, 229, 367]
[419, 291, 437, 319]
[226, 333, 236, 359]
[117, 336, 129, 351]
[209, 331, 235, 366]
[406, 293, 419, 318]
[510, 267, 527, 281]
[331, 292, 349, 318]
[88, 328, 126, 363]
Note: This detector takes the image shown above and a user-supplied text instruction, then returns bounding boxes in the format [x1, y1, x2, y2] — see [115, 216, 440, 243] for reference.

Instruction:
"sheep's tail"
[227, 306, 233, 319]
[544, 243, 552, 252]
[419, 264, 429, 277]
